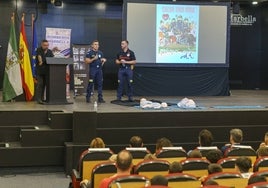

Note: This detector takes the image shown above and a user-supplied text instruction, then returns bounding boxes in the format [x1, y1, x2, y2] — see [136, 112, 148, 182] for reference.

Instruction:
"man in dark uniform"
[36, 39, 54, 103]
[85, 40, 106, 103]
[115, 40, 136, 101]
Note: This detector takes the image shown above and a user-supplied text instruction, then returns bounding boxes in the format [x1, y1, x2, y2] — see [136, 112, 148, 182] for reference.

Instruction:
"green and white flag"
[2, 15, 23, 102]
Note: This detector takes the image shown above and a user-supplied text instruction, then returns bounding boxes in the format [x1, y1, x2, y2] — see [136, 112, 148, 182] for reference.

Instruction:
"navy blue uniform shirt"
[116, 49, 136, 68]
[86, 50, 104, 68]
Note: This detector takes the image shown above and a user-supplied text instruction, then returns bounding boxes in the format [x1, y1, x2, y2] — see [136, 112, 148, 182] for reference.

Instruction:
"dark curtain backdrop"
[133, 67, 230, 96]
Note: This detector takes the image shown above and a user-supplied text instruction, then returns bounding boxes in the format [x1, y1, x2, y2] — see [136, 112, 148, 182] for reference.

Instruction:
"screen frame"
[122, 0, 231, 68]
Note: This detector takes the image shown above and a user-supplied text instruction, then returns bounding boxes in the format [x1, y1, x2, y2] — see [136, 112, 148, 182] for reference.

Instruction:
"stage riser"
[0, 127, 20, 142]
[49, 112, 73, 129]
[21, 129, 72, 147]
[0, 111, 51, 126]
[0, 147, 64, 166]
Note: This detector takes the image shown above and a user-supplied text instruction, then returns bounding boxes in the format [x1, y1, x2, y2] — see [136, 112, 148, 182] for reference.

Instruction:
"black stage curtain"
[133, 67, 230, 96]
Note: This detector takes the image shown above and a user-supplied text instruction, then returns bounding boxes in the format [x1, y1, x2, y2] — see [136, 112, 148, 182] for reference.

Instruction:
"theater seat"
[203, 172, 247, 188]
[250, 170, 268, 181]
[134, 159, 170, 178]
[180, 158, 210, 178]
[225, 146, 257, 165]
[245, 182, 268, 188]
[156, 147, 187, 163]
[108, 175, 150, 188]
[71, 148, 113, 188]
[125, 147, 151, 165]
[217, 157, 237, 172]
[91, 162, 117, 188]
[253, 157, 268, 172]
[165, 173, 201, 188]
[196, 146, 221, 158]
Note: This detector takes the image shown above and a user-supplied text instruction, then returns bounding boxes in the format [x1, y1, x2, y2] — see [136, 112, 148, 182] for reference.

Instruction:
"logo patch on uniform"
[127, 53, 130, 57]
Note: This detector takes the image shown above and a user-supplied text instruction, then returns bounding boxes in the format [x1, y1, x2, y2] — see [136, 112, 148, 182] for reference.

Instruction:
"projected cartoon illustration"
[156, 5, 199, 63]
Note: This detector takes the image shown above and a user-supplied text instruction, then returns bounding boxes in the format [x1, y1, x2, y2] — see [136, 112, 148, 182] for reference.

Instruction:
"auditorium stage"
[0, 90, 268, 112]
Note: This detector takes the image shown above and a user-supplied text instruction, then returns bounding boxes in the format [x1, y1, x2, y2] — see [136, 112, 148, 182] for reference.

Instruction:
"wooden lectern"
[46, 57, 73, 105]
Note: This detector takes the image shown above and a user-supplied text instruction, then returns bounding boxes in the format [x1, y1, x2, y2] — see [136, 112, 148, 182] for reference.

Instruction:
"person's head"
[199, 129, 213, 146]
[235, 156, 252, 173]
[208, 164, 223, 174]
[230, 129, 243, 144]
[41, 39, 49, 50]
[150, 175, 168, 186]
[129, 136, 143, 147]
[257, 147, 268, 158]
[89, 137, 105, 148]
[121, 40, 129, 51]
[91, 40, 99, 51]
[116, 150, 133, 173]
[169, 161, 183, 173]
[155, 137, 173, 153]
[248, 175, 267, 185]
[188, 150, 202, 158]
[206, 150, 222, 163]
[264, 132, 268, 145]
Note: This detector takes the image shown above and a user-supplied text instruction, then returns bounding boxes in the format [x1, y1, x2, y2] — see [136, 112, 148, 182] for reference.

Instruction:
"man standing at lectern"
[85, 40, 106, 103]
[36, 39, 54, 103]
[116, 40, 136, 102]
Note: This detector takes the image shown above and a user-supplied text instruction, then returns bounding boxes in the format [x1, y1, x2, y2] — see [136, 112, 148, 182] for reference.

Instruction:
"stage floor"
[0, 90, 268, 112]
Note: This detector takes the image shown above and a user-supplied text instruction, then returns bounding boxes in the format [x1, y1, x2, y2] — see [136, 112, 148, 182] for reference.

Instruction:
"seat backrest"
[214, 178, 248, 188]
[245, 182, 268, 188]
[181, 158, 210, 178]
[125, 148, 151, 165]
[91, 162, 117, 188]
[78, 149, 113, 180]
[225, 147, 257, 164]
[108, 175, 150, 188]
[251, 170, 268, 181]
[134, 159, 170, 178]
[156, 148, 187, 163]
[196, 146, 221, 158]
[166, 173, 201, 188]
[217, 157, 237, 172]
[203, 172, 244, 188]
[253, 157, 268, 172]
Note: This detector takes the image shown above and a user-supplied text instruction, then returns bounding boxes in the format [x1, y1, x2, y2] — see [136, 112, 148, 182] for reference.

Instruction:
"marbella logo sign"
[231, 14, 257, 26]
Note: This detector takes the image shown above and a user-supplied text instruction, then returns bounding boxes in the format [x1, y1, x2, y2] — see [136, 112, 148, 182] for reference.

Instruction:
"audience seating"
[134, 159, 170, 178]
[91, 162, 117, 188]
[246, 182, 268, 188]
[108, 175, 150, 188]
[253, 157, 268, 172]
[217, 157, 237, 172]
[180, 158, 210, 178]
[125, 147, 150, 165]
[203, 172, 247, 188]
[156, 147, 187, 163]
[225, 146, 257, 165]
[165, 173, 201, 188]
[71, 148, 113, 188]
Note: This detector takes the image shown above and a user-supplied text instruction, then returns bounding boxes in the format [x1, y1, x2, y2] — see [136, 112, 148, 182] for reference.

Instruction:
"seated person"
[221, 128, 243, 154]
[188, 129, 214, 156]
[169, 161, 183, 173]
[206, 150, 223, 163]
[235, 156, 253, 179]
[150, 175, 168, 186]
[248, 175, 267, 185]
[81, 150, 133, 188]
[129, 136, 143, 147]
[199, 164, 223, 182]
[100, 150, 133, 188]
[259, 132, 268, 148]
[188, 150, 202, 158]
[256, 146, 268, 158]
[155, 137, 173, 155]
[144, 153, 157, 160]
[89, 137, 105, 148]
